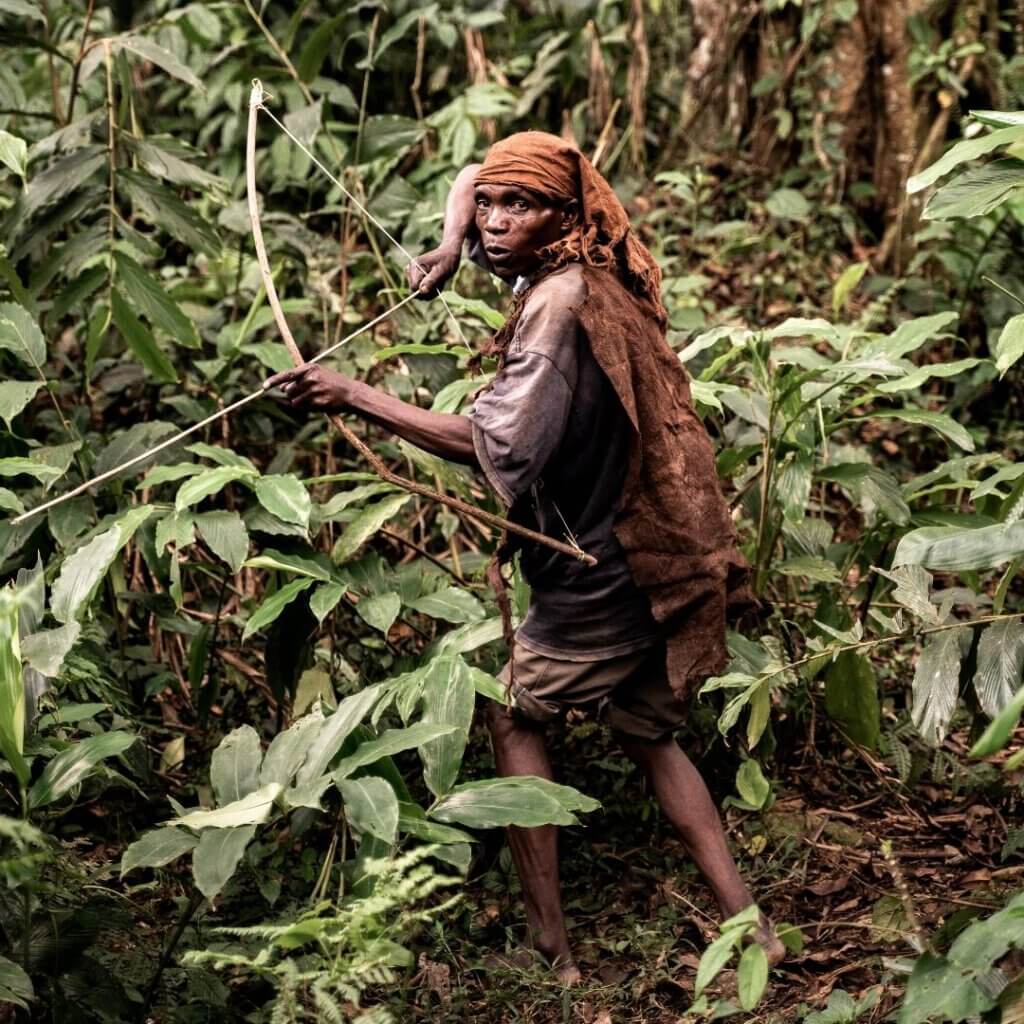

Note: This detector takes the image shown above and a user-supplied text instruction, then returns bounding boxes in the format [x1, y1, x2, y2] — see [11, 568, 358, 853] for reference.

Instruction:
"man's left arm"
[266, 364, 478, 468]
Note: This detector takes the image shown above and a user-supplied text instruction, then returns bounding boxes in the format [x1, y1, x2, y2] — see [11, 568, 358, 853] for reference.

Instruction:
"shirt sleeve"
[468, 289, 579, 506]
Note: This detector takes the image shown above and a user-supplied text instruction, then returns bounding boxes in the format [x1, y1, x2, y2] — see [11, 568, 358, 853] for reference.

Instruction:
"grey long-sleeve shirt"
[468, 263, 659, 660]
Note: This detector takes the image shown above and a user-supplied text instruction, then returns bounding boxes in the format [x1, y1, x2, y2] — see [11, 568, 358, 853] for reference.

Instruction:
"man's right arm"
[407, 163, 481, 296]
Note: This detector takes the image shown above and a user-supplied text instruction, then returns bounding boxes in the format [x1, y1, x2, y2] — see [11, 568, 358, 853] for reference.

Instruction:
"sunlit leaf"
[121, 826, 198, 877]
[192, 825, 256, 900]
[28, 731, 135, 808]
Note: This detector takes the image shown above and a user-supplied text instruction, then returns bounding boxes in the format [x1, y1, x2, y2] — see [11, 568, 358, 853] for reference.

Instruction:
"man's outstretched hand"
[407, 243, 460, 299]
[266, 364, 354, 413]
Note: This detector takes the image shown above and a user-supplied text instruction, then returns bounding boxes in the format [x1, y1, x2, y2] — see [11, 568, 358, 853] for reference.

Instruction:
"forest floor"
[398, 718, 1022, 1023]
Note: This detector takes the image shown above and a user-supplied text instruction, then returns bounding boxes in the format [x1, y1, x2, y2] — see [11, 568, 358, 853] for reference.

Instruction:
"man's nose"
[484, 208, 509, 234]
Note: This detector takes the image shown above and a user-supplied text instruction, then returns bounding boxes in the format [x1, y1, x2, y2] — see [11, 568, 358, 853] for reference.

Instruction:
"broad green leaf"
[0, 130, 26, 177]
[0, 954, 32, 1011]
[260, 710, 324, 788]
[0, 458, 60, 483]
[398, 805, 474, 844]
[333, 723, 457, 780]
[420, 654, 475, 798]
[875, 358, 983, 394]
[332, 493, 411, 563]
[874, 565, 941, 623]
[21, 621, 80, 677]
[243, 549, 330, 581]
[824, 651, 881, 749]
[339, 777, 399, 844]
[911, 629, 965, 746]
[294, 684, 384, 787]
[121, 826, 198, 877]
[776, 556, 841, 583]
[0, 380, 41, 428]
[175, 466, 257, 510]
[255, 475, 311, 529]
[970, 683, 1024, 757]
[310, 581, 346, 623]
[863, 311, 959, 360]
[185, 444, 257, 472]
[241, 577, 314, 641]
[21, 147, 104, 220]
[167, 783, 282, 829]
[192, 825, 256, 900]
[316, 482, 399, 520]
[51, 506, 153, 623]
[924, 158, 1024, 221]
[908, 125, 1024, 193]
[972, 619, 1024, 719]
[28, 731, 135, 808]
[737, 942, 769, 1010]
[0, 302, 45, 369]
[210, 725, 262, 805]
[694, 930, 738, 997]
[894, 521, 1024, 570]
[111, 288, 177, 383]
[995, 313, 1024, 376]
[194, 511, 249, 573]
[354, 591, 400, 634]
[897, 951, 993, 1024]
[872, 409, 974, 452]
[832, 261, 867, 317]
[119, 35, 205, 92]
[468, 666, 506, 703]
[818, 463, 910, 526]
[0, 590, 27, 787]
[0, 488, 23, 514]
[155, 511, 195, 553]
[407, 586, 486, 624]
[430, 776, 588, 829]
[138, 463, 201, 489]
[735, 759, 770, 809]
[113, 252, 198, 346]
[430, 616, 505, 656]
[764, 187, 809, 221]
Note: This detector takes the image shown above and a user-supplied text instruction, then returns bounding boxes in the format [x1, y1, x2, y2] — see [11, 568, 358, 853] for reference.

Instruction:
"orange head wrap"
[474, 131, 664, 317]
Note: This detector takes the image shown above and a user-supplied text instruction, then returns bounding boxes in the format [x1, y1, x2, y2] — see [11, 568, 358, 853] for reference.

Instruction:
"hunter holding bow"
[269, 131, 784, 983]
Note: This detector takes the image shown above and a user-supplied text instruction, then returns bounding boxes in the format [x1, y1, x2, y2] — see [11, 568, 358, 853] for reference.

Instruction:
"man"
[269, 131, 784, 983]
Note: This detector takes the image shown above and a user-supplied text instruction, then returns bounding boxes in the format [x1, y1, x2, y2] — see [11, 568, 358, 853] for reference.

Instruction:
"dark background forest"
[1, 0, 1024, 1021]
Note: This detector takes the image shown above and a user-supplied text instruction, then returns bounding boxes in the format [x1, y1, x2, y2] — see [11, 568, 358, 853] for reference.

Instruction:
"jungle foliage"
[0, 0, 1023, 1021]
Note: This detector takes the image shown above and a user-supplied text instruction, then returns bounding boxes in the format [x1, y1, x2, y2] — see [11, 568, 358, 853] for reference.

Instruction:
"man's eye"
[475, 198, 489, 208]
[512, 200, 529, 211]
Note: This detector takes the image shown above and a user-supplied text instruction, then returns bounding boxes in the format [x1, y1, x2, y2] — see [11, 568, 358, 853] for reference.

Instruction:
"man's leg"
[485, 702, 581, 982]
[617, 733, 785, 963]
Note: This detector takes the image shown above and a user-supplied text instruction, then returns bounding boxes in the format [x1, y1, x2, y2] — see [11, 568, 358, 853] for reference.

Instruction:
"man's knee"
[485, 699, 545, 741]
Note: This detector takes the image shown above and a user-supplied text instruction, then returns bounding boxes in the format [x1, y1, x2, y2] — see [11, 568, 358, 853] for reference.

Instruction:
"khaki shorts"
[497, 639, 685, 741]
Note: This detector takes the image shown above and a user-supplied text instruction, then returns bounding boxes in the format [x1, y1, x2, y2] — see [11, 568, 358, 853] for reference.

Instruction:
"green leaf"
[260, 711, 324, 788]
[255, 475, 311, 529]
[241, 577, 314, 641]
[737, 942, 769, 1010]
[995, 313, 1024, 376]
[210, 725, 262, 805]
[192, 825, 256, 900]
[911, 628, 966, 746]
[970, 683, 1024, 758]
[776, 555, 842, 583]
[875, 357, 983, 394]
[824, 651, 881, 749]
[898, 951, 993, 1024]
[21, 147, 105, 220]
[864, 311, 959, 361]
[121, 826, 198, 877]
[113, 251, 198, 346]
[310, 581, 346, 623]
[0, 488, 23, 514]
[0, 590, 27, 787]
[21, 621, 80, 677]
[137, 463, 202, 489]
[894, 521, 1024, 571]
[354, 592, 400, 635]
[175, 466, 257, 510]
[735, 759, 770, 809]
[167, 783, 282, 829]
[407, 586, 486, 624]
[118, 35, 205, 92]
[832, 261, 868, 317]
[111, 287, 178, 383]
[51, 506, 153, 623]
[243, 549, 330, 581]
[294, 684, 384, 787]
[419, 654, 475, 798]
[872, 409, 975, 452]
[694, 930, 738, 997]
[908, 125, 1024, 193]
[0, 301, 45, 369]
[333, 722, 456, 780]
[430, 776, 592, 829]
[924, 158, 1024, 221]
[0, 380, 41, 428]
[194, 511, 249, 573]
[972, 619, 1024, 719]
[332, 493, 411, 563]
[764, 187, 810, 221]
[28, 730, 135, 808]
[0, 457, 60, 483]
[339, 777, 399, 844]
[398, 805, 474, 844]
[0, 953, 33, 1011]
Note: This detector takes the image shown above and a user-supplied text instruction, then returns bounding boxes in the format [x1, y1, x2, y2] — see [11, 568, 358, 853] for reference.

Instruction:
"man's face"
[474, 183, 573, 279]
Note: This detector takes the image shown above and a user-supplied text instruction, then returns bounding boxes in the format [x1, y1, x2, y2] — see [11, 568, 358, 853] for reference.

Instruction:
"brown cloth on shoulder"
[474, 131, 754, 698]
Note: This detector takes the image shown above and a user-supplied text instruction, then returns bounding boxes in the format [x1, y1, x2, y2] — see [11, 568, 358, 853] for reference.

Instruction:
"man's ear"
[561, 199, 579, 230]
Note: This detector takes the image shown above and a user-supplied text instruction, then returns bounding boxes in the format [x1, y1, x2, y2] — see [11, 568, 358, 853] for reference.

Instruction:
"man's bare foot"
[550, 957, 582, 986]
[749, 918, 787, 967]
[481, 948, 582, 985]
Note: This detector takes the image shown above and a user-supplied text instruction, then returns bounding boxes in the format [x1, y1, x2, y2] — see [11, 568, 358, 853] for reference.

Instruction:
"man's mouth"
[485, 246, 513, 262]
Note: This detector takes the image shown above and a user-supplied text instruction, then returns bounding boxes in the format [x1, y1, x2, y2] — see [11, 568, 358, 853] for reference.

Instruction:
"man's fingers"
[265, 365, 309, 389]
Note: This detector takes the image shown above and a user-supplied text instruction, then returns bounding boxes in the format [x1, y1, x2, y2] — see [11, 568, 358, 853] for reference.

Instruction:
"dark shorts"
[497, 639, 685, 741]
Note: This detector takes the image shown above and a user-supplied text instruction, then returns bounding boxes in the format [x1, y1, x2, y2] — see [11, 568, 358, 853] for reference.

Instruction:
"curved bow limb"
[245, 81, 595, 565]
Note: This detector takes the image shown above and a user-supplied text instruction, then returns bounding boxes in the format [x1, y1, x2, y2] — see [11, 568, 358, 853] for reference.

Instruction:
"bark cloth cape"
[474, 131, 754, 699]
